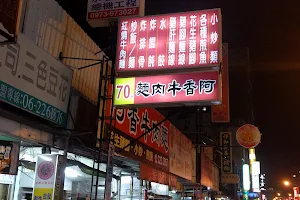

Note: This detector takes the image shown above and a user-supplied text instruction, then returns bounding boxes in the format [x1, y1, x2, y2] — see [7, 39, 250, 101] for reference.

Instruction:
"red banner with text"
[114, 71, 221, 107]
[140, 163, 178, 188]
[106, 84, 171, 172]
[116, 9, 222, 75]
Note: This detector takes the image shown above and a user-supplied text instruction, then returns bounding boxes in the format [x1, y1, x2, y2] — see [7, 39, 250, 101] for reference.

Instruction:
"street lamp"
[277, 193, 281, 196]
[284, 181, 290, 186]
[288, 194, 292, 197]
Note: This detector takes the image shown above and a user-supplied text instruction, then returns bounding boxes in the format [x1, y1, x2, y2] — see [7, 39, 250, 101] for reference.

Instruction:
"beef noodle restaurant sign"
[113, 71, 221, 107]
[116, 8, 222, 75]
[114, 9, 223, 107]
[107, 106, 171, 172]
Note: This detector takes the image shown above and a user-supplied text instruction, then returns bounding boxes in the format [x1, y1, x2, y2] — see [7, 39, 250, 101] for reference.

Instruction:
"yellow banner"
[114, 77, 135, 106]
[33, 188, 53, 200]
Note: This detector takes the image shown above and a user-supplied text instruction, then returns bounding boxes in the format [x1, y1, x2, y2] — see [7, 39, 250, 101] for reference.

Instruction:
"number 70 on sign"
[114, 77, 135, 106]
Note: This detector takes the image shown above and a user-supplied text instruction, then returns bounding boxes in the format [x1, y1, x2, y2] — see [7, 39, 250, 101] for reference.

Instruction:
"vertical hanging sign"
[220, 132, 232, 173]
[33, 154, 61, 200]
[212, 43, 230, 122]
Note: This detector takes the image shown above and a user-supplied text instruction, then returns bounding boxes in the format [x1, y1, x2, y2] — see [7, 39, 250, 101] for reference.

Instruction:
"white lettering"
[190, 15, 197, 27]
[149, 37, 156, 49]
[179, 41, 186, 53]
[150, 19, 157, 30]
[189, 53, 196, 65]
[128, 57, 136, 68]
[131, 20, 138, 32]
[179, 16, 187, 28]
[189, 40, 196, 52]
[168, 54, 175, 66]
[139, 38, 146, 49]
[200, 39, 207, 51]
[200, 52, 207, 64]
[210, 13, 218, 25]
[140, 20, 147, 31]
[148, 55, 155, 67]
[179, 29, 187, 41]
[160, 18, 167, 30]
[210, 51, 218, 63]
[178, 53, 186, 65]
[168, 42, 176, 54]
[200, 14, 207, 26]
[138, 56, 145, 68]
[121, 31, 127, 41]
[210, 31, 218, 44]
[158, 55, 165, 67]
[121, 21, 128, 31]
[130, 33, 137, 44]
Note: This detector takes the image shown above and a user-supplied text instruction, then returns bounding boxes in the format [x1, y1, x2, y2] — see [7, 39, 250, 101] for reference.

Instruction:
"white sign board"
[0, 33, 73, 127]
[33, 154, 59, 200]
[252, 161, 260, 175]
[87, 0, 145, 27]
[252, 174, 260, 192]
[0, 174, 15, 184]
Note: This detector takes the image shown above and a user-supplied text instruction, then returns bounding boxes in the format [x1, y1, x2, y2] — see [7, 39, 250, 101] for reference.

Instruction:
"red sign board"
[106, 85, 172, 172]
[116, 9, 222, 74]
[114, 71, 220, 107]
[113, 108, 170, 155]
[140, 163, 178, 188]
[212, 43, 230, 122]
[140, 163, 169, 185]
[110, 127, 169, 172]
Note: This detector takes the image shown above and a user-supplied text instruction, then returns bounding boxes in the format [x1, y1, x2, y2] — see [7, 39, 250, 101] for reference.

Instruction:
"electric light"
[277, 193, 281, 196]
[284, 181, 290, 186]
[65, 167, 81, 178]
[289, 194, 292, 197]
[243, 164, 250, 191]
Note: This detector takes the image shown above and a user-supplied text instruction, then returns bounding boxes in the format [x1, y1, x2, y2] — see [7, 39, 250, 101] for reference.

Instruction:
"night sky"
[58, 0, 300, 189]
[147, 0, 300, 188]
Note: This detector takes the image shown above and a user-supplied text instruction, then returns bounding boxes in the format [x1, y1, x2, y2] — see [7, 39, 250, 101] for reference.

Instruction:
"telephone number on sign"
[0, 82, 66, 126]
[20, 95, 65, 125]
[88, 8, 138, 19]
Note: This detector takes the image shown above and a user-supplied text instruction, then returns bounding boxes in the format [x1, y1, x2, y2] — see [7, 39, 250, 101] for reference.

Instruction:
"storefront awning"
[148, 192, 172, 199]
[19, 159, 121, 180]
[178, 177, 201, 189]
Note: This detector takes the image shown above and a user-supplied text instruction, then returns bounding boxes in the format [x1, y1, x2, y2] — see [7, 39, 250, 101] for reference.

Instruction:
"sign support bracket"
[58, 53, 107, 70]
